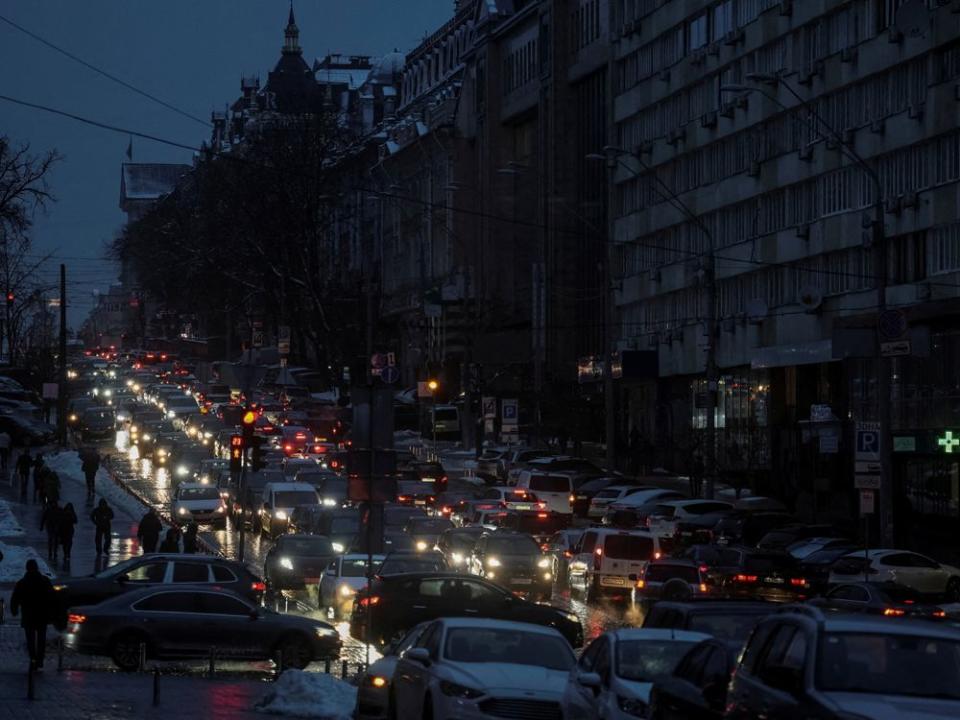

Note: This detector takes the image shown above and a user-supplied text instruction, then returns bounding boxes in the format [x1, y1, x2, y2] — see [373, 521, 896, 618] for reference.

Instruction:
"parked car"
[562, 628, 710, 720]
[349, 572, 582, 648]
[634, 559, 710, 605]
[467, 531, 553, 600]
[642, 600, 772, 649]
[646, 638, 738, 720]
[354, 622, 431, 719]
[171, 482, 227, 527]
[392, 618, 575, 719]
[568, 528, 667, 600]
[725, 608, 960, 718]
[64, 587, 339, 671]
[829, 549, 960, 601]
[264, 534, 336, 591]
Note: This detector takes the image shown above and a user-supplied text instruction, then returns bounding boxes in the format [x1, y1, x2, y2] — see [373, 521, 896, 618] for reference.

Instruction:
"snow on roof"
[120, 163, 191, 202]
[315, 67, 371, 89]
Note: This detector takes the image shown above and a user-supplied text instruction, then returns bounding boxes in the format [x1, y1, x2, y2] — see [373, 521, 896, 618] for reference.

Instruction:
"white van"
[259, 481, 320, 537]
[567, 527, 667, 600]
[515, 471, 573, 515]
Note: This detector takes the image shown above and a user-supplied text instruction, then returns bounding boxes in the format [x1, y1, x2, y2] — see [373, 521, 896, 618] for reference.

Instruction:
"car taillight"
[734, 574, 758, 583]
[537, 512, 548, 519]
[635, 579, 645, 589]
[441, 506, 452, 514]
[653, 551, 662, 560]
[790, 578, 807, 587]
[428, 496, 435, 502]
[359, 596, 380, 607]
[398, 495, 409, 502]
[933, 610, 947, 618]
[883, 607, 906, 617]
[699, 583, 708, 593]
[68, 613, 86, 624]
[251, 581, 267, 592]
[440, 475, 448, 483]
[699, 565, 709, 573]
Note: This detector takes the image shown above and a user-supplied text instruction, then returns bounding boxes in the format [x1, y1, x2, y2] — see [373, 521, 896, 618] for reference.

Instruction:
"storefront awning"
[750, 339, 833, 369]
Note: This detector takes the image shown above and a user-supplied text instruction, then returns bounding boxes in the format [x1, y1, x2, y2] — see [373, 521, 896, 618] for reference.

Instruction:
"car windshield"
[447, 533, 481, 550]
[379, 556, 444, 574]
[340, 559, 372, 578]
[485, 536, 541, 555]
[605, 534, 654, 560]
[617, 639, 701, 682]
[273, 491, 317, 507]
[816, 632, 960, 699]
[444, 628, 575, 671]
[645, 565, 699, 583]
[282, 537, 333, 555]
[529, 476, 569, 493]
[179, 487, 221, 501]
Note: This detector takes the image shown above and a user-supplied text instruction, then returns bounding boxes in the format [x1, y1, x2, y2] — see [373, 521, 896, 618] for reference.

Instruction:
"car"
[646, 500, 735, 539]
[403, 516, 454, 552]
[349, 572, 583, 648]
[786, 536, 856, 560]
[725, 608, 960, 718]
[568, 528, 667, 600]
[354, 622, 432, 719]
[646, 638, 738, 720]
[396, 480, 437, 508]
[696, 545, 811, 603]
[264, 534, 336, 591]
[318, 553, 385, 619]
[475, 447, 510, 481]
[289, 506, 361, 553]
[258, 481, 320, 537]
[405, 460, 449, 494]
[634, 559, 710, 605]
[467, 531, 553, 600]
[52, 555, 266, 609]
[602, 489, 688, 527]
[809, 581, 949, 620]
[514, 471, 574, 514]
[432, 491, 477, 520]
[642, 600, 772, 649]
[391, 618, 576, 720]
[493, 509, 572, 542]
[435, 526, 486, 571]
[756, 523, 847, 551]
[475, 485, 544, 511]
[170, 482, 228, 527]
[64, 586, 340, 671]
[828, 549, 960, 601]
[587, 484, 656, 519]
[451, 499, 504, 527]
[571, 476, 624, 517]
[542, 528, 584, 583]
[280, 455, 318, 477]
[562, 628, 711, 720]
[80, 406, 115, 442]
[798, 546, 861, 595]
[501, 448, 557, 482]
[294, 469, 348, 507]
[378, 551, 447, 576]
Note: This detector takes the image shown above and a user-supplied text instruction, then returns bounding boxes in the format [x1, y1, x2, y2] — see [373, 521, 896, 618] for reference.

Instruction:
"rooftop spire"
[283, 2, 301, 55]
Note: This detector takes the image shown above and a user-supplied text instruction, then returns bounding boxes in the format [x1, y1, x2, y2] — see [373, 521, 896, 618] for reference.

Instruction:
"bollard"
[341, 660, 348, 679]
[57, 636, 64, 671]
[152, 667, 160, 706]
[208, 647, 216, 677]
[324, 659, 331, 674]
[139, 642, 147, 672]
[26, 664, 34, 701]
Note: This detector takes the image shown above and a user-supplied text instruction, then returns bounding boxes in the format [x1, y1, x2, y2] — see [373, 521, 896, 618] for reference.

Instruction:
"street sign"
[417, 381, 432, 398]
[501, 398, 518, 424]
[252, 330, 264, 348]
[482, 396, 496, 419]
[893, 436, 916, 452]
[278, 325, 291, 355]
[380, 365, 400, 384]
[855, 461, 881, 473]
[859, 489, 875, 514]
[855, 421, 880, 462]
[880, 340, 911, 357]
[854, 474, 881, 489]
[877, 309, 907, 341]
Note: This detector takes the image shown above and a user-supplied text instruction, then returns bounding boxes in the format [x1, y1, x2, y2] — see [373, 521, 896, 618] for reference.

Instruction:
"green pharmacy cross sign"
[938, 430, 960, 454]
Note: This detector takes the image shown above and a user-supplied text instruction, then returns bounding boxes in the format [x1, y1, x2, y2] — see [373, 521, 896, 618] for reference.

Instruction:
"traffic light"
[242, 408, 256, 444]
[250, 436, 265, 472]
[229, 434, 243, 473]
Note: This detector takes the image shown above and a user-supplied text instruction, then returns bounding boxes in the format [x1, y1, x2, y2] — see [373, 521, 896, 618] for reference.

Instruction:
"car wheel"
[276, 633, 313, 670]
[947, 577, 960, 602]
[111, 631, 149, 671]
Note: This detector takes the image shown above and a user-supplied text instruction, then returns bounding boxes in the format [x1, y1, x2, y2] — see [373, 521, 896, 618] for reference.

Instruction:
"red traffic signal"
[230, 435, 244, 449]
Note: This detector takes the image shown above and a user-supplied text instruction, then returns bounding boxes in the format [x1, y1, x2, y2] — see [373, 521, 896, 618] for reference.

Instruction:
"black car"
[264, 534, 336, 591]
[648, 638, 737, 720]
[288, 506, 361, 553]
[65, 586, 339, 671]
[403, 516, 454, 552]
[80, 407, 115, 443]
[796, 546, 858, 594]
[435, 526, 486, 571]
[467, 531, 553, 600]
[53, 555, 266, 610]
[642, 600, 773, 649]
[543, 529, 584, 583]
[809, 581, 948, 620]
[711, 511, 794, 547]
[378, 551, 447, 576]
[349, 572, 582, 648]
[396, 480, 437, 508]
[405, 460, 448, 493]
[691, 544, 811, 603]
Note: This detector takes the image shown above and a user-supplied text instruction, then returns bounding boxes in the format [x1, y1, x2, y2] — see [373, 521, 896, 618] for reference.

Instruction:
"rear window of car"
[595, 489, 621, 499]
[529, 475, 570, 493]
[486, 536, 541, 555]
[743, 555, 795, 573]
[687, 612, 763, 643]
[604, 534, 654, 560]
[645, 564, 699, 583]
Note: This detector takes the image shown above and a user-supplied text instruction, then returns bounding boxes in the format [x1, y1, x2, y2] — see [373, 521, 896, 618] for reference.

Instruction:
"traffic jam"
[58, 350, 960, 718]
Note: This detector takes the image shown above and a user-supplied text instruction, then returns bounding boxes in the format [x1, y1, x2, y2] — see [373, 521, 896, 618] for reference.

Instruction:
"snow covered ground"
[44, 451, 146, 522]
[255, 670, 357, 720]
[0, 540, 53, 581]
[0, 498, 24, 537]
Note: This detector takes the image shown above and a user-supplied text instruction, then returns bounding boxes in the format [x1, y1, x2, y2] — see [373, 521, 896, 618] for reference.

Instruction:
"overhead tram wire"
[3, 93, 959, 295]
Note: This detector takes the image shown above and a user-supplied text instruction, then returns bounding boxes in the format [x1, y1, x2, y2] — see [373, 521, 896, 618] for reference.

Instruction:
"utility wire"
[0, 13, 210, 128]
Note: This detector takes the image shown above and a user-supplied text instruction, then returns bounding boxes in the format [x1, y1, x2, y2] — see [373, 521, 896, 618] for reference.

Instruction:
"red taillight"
[699, 565, 709, 573]
[541, 543, 550, 551]
[251, 581, 266, 592]
[790, 578, 807, 587]
[933, 610, 947, 618]
[563, 550, 573, 558]
[68, 613, 86, 624]
[883, 607, 906, 617]
[428, 496, 435, 502]
[537, 512, 548, 518]
[653, 551, 662, 560]
[359, 596, 380, 607]
[734, 574, 758, 583]
[283, 444, 293, 453]
[441, 506, 452, 514]
[440, 475, 448, 483]
[903, 599, 915, 605]
[398, 495, 409, 502]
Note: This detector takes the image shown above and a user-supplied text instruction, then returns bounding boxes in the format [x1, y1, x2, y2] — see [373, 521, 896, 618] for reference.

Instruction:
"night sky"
[0, 0, 448, 325]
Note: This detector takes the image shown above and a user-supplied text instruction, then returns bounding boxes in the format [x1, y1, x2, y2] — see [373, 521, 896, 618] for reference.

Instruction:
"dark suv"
[726, 607, 960, 718]
[467, 531, 553, 600]
[349, 572, 581, 648]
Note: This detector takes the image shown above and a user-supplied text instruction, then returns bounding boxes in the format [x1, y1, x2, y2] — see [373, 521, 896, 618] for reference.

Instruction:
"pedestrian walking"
[42, 470, 61, 506]
[136, 508, 162, 553]
[80, 448, 100, 501]
[40, 501, 62, 562]
[182, 522, 199, 554]
[0, 429, 11, 472]
[90, 498, 114, 556]
[10, 559, 56, 671]
[32, 454, 45, 504]
[15, 449, 31, 501]
[158, 527, 181, 553]
[59, 502, 78, 563]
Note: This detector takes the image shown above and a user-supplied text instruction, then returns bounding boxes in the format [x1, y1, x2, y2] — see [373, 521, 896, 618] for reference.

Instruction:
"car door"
[393, 621, 441, 718]
[746, 623, 808, 720]
[195, 592, 260, 659]
[878, 552, 920, 589]
[654, 644, 712, 720]
[563, 636, 606, 720]
[131, 590, 204, 656]
[907, 553, 950, 593]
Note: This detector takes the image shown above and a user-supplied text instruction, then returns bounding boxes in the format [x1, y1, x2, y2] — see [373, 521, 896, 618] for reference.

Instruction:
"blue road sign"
[381, 365, 400, 384]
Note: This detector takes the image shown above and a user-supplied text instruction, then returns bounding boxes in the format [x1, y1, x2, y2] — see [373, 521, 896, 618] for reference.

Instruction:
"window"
[198, 593, 250, 615]
[173, 563, 211, 583]
[688, 14, 708, 50]
[212, 565, 237, 583]
[828, 585, 870, 602]
[126, 561, 167, 583]
[133, 592, 197, 613]
[699, 647, 729, 689]
[604, 534, 654, 560]
[781, 632, 808, 671]
[579, 531, 599, 554]
[758, 625, 798, 671]
[879, 553, 916, 568]
[711, 0, 735, 41]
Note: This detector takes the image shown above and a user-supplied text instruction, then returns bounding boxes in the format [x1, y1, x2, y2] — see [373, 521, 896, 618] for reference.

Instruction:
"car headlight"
[451, 552, 464, 565]
[215, 505, 225, 513]
[322, 497, 337, 507]
[439, 680, 484, 699]
[331, 542, 345, 553]
[365, 675, 388, 688]
[279, 556, 294, 570]
[69, 414, 78, 422]
[314, 626, 337, 639]
[53, 584, 67, 592]
[157, 449, 166, 457]
[176, 465, 189, 477]
[167, 410, 176, 418]
[274, 510, 288, 521]
[537, 558, 550, 568]
[487, 557, 501, 567]
[130, 425, 138, 433]
[416, 540, 428, 552]
[563, 611, 579, 624]
[617, 695, 647, 718]
[339, 584, 355, 597]
[543, 572, 552, 581]
[143, 433, 151, 441]
[177, 507, 188, 515]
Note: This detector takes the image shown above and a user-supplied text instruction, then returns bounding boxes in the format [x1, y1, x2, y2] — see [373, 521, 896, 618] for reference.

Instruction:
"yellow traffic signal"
[427, 379, 439, 392]
[242, 410, 256, 425]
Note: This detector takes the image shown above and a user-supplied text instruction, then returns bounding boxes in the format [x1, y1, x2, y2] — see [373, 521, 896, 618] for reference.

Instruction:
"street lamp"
[720, 77, 892, 545]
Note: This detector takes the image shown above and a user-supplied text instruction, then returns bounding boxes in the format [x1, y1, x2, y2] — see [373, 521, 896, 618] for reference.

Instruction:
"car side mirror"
[763, 666, 803, 695]
[405, 647, 431, 666]
[578, 672, 602, 691]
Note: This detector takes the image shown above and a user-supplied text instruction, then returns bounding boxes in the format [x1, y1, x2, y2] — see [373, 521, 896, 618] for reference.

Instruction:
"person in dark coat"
[15, 450, 31, 501]
[10, 559, 56, 670]
[136, 509, 162, 553]
[80, 449, 100, 501]
[59, 502, 78, 562]
[42, 470, 61, 506]
[32, 454, 45, 504]
[90, 499, 114, 556]
[158, 527, 181, 553]
[182, 523, 199, 554]
[40, 501, 61, 561]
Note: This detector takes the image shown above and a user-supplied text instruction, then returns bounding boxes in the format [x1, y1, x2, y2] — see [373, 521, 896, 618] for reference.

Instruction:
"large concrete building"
[609, 0, 960, 539]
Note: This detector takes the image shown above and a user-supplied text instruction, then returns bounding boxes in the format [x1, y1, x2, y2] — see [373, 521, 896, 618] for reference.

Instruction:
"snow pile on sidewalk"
[0, 540, 53, 581]
[255, 670, 357, 720]
[0, 498, 25, 537]
[44, 451, 146, 521]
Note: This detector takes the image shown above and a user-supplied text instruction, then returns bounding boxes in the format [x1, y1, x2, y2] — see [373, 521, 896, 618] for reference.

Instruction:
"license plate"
[512, 578, 532, 585]
[600, 576, 625, 586]
[764, 576, 785, 584]
[415, 500, 426, 505]
[422, 477, 436, 482]
[511, 503, 534, 510]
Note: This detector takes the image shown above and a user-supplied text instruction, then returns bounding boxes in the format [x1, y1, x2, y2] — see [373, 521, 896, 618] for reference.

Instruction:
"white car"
[646, 499, 734, 538]
[588, 485, 655, 519]
[355, 622, 431, 719]
[392, 617, 576, 720]
[828, 549, 960, 600]
[318, 553, 385, 620]
[786, 536, 855, 560]
[561, 628, 710, 720]
[170, 482, 227, 527]
[476, 486, 545, 511]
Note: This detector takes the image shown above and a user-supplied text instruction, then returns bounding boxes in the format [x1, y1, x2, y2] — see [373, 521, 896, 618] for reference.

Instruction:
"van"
[430, 404, 460, 438]
[258, 481, 319, 537]
[567, 527, 667, 600]
[515, 471, 574, 515]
